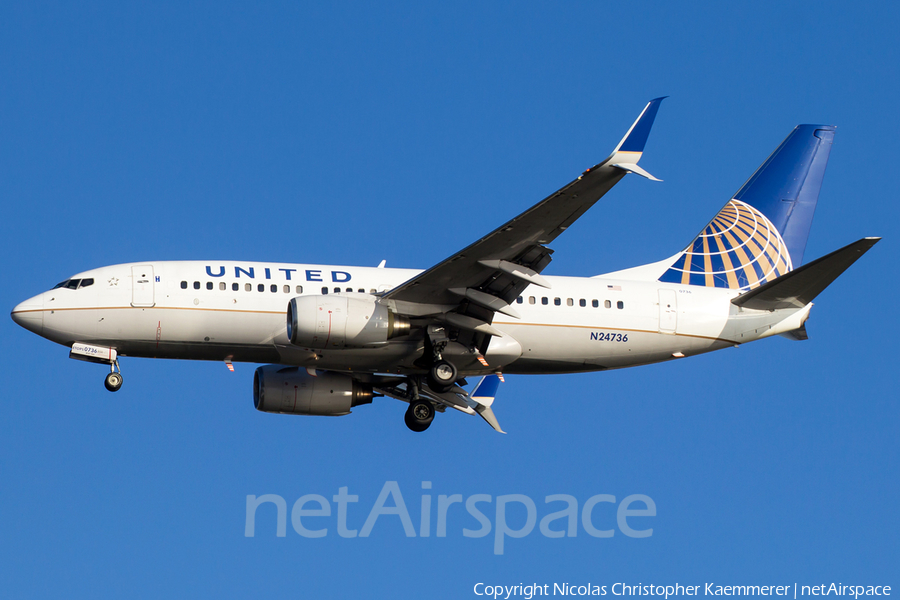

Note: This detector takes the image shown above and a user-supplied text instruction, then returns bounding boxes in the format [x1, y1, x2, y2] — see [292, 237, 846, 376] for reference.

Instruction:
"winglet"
[470, 374, 501, 406]
[607, 96, 666, 180]
[468, 375, 505, 433]
[614, 96, 667, 153]
[475, 405, 505, 434]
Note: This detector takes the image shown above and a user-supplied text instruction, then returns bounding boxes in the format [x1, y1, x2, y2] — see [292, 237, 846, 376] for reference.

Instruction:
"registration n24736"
[590, 332, 628, 342]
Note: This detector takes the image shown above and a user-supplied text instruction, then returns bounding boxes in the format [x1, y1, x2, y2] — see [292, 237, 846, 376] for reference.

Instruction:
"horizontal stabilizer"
[732, 237, 880, 310]
[779, 324, 809, 341]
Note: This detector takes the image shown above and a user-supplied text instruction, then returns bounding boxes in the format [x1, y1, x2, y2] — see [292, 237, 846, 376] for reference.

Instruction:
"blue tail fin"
[659, 125, 835, 290]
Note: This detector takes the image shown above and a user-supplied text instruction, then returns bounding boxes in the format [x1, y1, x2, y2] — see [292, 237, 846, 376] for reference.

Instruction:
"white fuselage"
[13, 260, 811, 376]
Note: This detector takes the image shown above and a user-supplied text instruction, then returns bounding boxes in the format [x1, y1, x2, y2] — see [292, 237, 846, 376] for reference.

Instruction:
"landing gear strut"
[405, 399, 435, 432]
[104, 361, 123, 392]
[425, 325, 458, 393]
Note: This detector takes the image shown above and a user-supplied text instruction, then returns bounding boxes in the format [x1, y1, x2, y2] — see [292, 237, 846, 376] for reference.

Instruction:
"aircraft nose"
[11, 294, 44, 335]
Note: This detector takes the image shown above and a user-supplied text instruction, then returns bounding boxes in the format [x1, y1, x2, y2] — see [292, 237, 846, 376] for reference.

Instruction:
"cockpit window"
[53, 278, 93, 290]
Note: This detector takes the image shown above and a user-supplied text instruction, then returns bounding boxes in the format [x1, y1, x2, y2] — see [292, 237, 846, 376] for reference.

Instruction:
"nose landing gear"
[104, 361, 123, 392]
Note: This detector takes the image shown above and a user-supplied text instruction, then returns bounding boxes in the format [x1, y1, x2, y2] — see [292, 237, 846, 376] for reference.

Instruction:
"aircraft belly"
[110, 340, 282, 363]
[79, 306, 287, 360]
[291, 342, 423, 372]
[500, 323, 728, 374]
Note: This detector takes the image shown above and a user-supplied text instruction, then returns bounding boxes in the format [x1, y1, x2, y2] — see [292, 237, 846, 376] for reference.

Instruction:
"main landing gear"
[402, 324, 465, 432]
[405, 399, 435, 432]
[424, 325, 459, 393]
[104, 361, 123, 392]
[428, 360, 458, 393]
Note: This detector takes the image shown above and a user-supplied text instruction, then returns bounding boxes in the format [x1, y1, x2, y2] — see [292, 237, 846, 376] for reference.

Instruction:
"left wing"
[381, 98, 666, 334]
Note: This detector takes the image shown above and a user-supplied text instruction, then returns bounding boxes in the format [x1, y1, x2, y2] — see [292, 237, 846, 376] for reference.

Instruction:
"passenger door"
[131, 265, 155, 307]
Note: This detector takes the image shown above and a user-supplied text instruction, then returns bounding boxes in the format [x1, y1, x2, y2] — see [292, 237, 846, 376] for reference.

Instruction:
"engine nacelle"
[286, 295, 410, 349]
[253, 365, 373, 416]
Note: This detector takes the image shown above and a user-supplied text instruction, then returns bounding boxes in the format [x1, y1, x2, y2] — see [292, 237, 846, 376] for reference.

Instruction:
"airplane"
[10, 98, 880, 433]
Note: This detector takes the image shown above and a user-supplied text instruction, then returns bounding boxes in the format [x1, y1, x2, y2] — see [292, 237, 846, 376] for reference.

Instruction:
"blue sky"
[1, 2, 897, 598]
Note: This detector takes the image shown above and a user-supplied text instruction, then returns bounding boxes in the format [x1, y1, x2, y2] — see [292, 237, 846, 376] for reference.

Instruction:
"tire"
[404, 400, 434, 432]
[104, 372, 123, 392]
[430, 360, 457, 384]
[428, 360, 457, 392]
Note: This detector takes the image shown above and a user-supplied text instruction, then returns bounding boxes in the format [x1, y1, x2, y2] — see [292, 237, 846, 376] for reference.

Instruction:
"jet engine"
[286, 295, 410, 349]
[253, 365, 374, 416]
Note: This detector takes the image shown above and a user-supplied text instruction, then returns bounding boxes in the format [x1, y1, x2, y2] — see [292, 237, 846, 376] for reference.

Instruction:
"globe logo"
[659, 199, 792, 290]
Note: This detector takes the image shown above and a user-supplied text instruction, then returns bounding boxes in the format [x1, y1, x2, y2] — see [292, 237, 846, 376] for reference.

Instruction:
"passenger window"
[579, 299, 586, 307]
[334, 287, 341, 293]
[567, 298, 574, 307]
[358, 288, 365, 293]
[181, 281, 188, 289]
[345, 287, 352, 292]
[541, 297, 548, 305]
[258, 284, 265, 292]
[245, 283, 252, 292]
[322, 287, 329, 294]
[516, 297, 523, 304]
[283, 285, 290, 293]
[79, 278, 94, 288]
[370, 289, 377, 294]
[193, 281, 200, 290]
[219, 282, 226, 290]
[233, 283, 239, 291]
[296, 286, 303, 294]
[605, 300, 611, 309]
[554, 298, 561, 306]
[206, 282, 213, 290]
[270, 284, 277, 293]
[529, 296, 536, 305]
[617, 301, 624, 309]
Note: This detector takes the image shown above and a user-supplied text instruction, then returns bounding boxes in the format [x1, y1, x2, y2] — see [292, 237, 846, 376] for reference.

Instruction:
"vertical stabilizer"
[733, 125, 835, 264]
[659, 125, 835, 291]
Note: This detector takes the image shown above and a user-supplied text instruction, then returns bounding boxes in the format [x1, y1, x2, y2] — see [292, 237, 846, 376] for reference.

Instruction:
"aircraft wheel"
[104, 372, 123, 392]
[405, 400, 434, 432]
[428, 360, 457, 391]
